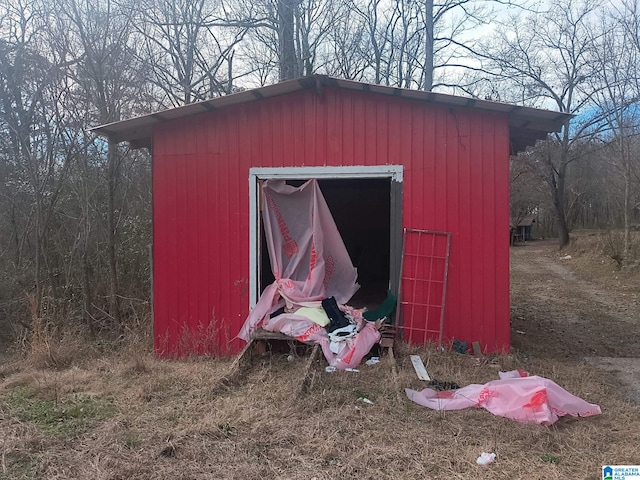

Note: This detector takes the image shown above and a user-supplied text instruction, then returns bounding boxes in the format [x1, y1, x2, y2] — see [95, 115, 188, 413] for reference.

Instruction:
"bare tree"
[335, 0, 528, 91]
[0, 0, 78, 316]
[589, 1, 640, 256]
[278, 0, 298, 79]
[483, 0, 606, 249]
[229, 0, 343, 82]
[421, 0, 499, 91]
[348, 0, 395, 84]
[323, 7, 370, 80]
[135, 0, 248, 106]
[58, 0, 146, 329]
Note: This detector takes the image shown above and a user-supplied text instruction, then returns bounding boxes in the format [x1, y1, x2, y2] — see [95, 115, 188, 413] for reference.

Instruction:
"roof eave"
[91, 75, 573, 153]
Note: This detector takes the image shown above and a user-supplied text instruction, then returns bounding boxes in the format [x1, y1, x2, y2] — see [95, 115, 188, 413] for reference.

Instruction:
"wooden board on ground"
[410, 354, 431, 381]
[298, 344, 321, 396]
[214, 338, 255, 392]
[252, 329, 315, 344]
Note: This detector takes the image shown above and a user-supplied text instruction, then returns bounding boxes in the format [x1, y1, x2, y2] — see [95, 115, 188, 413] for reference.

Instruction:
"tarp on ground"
[406, 370, 602, 425]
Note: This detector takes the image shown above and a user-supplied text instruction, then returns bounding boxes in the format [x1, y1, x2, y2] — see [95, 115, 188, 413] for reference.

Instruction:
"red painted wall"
[152, 87, 510, 356]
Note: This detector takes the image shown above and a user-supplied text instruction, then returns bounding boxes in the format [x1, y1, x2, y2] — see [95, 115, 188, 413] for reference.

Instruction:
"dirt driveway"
[510, 239, 640, 401]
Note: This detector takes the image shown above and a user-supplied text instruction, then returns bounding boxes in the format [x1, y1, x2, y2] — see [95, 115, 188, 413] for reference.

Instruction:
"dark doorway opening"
[259, 178, 391, 309]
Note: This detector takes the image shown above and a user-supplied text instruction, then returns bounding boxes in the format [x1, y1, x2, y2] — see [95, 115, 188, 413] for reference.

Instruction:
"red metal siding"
[152, 87, 511, 356]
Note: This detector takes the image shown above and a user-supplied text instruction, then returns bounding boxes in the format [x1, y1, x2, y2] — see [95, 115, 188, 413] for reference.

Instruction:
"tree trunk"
[10, 203, 21, 266]
[83, 250, 94, 333]
[423, 0, 434, 91]
[80, 157, 94, 334]
[623, 137, 630, 257]
[107, 139, 121, 327]
[34, 192, 43, 316]
[554, 164, 570, 249]
[278, 0, 298, 81]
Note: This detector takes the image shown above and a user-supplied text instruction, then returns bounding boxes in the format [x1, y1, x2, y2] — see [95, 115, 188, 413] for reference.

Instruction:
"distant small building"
[511, 216, 536, 243]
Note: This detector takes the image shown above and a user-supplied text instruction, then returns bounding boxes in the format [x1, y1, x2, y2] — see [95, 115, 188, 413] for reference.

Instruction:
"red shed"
[94, 75, 569, 356]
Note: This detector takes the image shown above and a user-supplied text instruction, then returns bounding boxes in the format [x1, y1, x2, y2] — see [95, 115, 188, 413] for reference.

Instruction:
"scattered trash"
[257, 306, 381, 371]
[499, 369, 529, 379]
[325, 365, 360, 373]
[472, 341, 483, 357]
[294, 306, 330, 326]
[379, 325, 396, 348]
[427, 379, 459, 391]
[160, 436, 177, 458]
[406, 370, 601, 425]
[560, 255, 572, 260]
[476, 452, 496, 466]
[515, 330, 526, 335]
[365, 357, 380, 366]
[287, 354, 295, 362]
[410, 355, 431, 381]
[328, 323, 358, 353]
[323, 296, 353, 333]
[452, 339, 468, 354]
[357, 397, 374, 405]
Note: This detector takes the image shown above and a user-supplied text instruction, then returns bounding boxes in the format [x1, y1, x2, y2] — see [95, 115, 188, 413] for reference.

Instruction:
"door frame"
[248, 165, 403, 309]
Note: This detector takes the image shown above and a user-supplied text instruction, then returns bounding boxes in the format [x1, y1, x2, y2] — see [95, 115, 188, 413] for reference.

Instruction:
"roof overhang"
[92, 75, 572, 153]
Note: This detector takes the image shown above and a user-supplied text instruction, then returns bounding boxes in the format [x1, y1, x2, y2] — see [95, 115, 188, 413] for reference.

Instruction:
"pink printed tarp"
[260, 305, 380, 370]
[406, 370, 601, 425]
[238, 179, 375, 368]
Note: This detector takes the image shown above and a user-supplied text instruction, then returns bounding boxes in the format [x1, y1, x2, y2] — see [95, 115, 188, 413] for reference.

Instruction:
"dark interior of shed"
[259, 178, 391, 309]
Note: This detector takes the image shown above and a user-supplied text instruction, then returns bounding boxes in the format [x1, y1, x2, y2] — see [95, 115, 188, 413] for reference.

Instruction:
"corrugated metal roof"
[511, 215, 536, 227]
[92, 75, 572, 152]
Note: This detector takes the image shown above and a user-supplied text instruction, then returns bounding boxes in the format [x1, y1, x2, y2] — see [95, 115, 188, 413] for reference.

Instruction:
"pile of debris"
[239, 178, 394, 370]
[246, 295, 394, 370]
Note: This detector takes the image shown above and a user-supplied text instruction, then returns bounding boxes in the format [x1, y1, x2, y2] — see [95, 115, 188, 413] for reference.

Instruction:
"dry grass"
[561, 231, 640, 304]
[2, 236, 639, 479]
[1, 343, 638, 480]
[567, 230, 640, 273]
[19, 294, 97, 370]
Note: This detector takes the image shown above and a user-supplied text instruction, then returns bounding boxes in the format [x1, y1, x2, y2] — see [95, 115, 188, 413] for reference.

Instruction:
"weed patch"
[121, 431, 143, 449]
[541, 453, 561, 464]
[1, 386, 115, 438]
